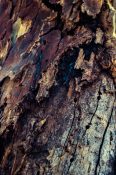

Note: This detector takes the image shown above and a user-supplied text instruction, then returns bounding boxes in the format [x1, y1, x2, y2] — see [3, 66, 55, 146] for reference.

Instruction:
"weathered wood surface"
[0, 0, 116, 175]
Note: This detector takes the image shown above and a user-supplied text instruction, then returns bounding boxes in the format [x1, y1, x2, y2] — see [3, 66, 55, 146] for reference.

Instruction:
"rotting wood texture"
[0, 0, 116, 175]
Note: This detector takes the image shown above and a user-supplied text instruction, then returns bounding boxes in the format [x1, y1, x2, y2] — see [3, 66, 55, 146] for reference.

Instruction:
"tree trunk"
[0, 0, 115, 175]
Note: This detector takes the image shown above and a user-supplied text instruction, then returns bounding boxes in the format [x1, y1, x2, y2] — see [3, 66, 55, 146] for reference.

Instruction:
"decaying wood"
[0, 0, 115, 175]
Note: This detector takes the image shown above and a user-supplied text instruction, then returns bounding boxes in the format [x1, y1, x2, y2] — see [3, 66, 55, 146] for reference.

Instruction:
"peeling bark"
[0, 0, 116, 175]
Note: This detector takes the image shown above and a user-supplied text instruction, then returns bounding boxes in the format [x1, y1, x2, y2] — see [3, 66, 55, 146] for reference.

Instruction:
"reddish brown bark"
[0, 0, 115, 175]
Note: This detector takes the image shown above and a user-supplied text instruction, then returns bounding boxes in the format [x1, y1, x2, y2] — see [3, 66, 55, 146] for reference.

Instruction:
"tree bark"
[0, 0, 115, 175]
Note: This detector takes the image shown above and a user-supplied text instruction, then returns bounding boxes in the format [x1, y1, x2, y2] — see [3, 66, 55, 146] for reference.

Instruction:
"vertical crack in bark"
[64, 100, 81, 175]
[85, 83, 102, 130]
[94, 100, 115, 175]
[9, 1, 15, 19]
